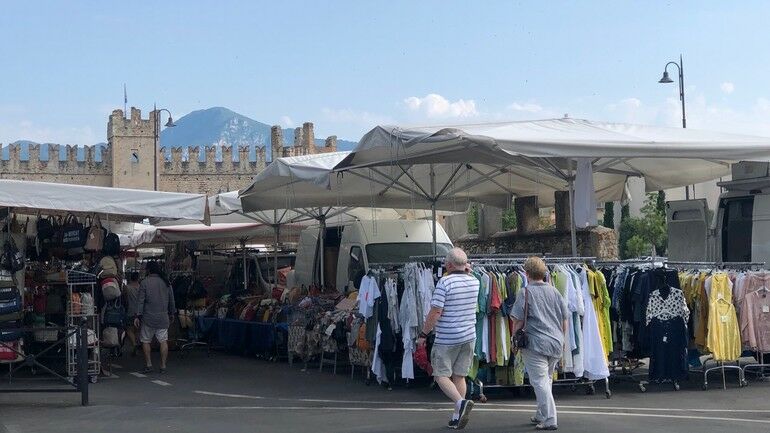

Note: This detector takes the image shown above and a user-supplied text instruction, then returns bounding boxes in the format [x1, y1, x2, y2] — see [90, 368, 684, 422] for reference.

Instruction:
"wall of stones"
[456, 226, 619, 260]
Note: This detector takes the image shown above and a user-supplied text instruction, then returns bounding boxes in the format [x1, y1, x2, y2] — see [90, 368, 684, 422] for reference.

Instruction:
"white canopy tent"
[0, 179, 210, 223]
[332, 118, 770, 254]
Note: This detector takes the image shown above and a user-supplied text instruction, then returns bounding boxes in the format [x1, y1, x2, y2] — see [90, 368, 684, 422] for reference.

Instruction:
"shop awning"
[0, 179, 210, 223]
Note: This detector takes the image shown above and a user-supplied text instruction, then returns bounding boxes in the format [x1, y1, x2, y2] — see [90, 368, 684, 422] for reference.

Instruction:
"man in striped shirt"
[417, 248, 479, 430]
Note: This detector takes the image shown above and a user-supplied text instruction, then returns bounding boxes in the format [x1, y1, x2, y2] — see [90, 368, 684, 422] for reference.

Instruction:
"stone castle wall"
[0, 107, 338, 194]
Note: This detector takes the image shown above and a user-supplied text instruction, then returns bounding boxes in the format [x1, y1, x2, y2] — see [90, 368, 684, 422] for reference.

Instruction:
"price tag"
[721, 315, 728, 323]
[763, 305, 770, 313]
[718, 292, 724, 300]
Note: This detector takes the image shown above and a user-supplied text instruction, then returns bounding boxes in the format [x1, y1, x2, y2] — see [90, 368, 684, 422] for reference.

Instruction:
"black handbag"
[1, 237, 24, 273]
[61, 213, 85, 256]
[512, 287, 529, 350]
[102, 298, 127, 328]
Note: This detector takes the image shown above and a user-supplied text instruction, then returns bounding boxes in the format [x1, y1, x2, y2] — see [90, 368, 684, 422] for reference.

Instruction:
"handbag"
[102, 298, 126, 328]
[0, 321, 21, 342]
[36, 215, 55, 243]
[1, 237, 25, 273]
[100, 277, 121, 301]
[511, 287, 529, 350]
[101, 327, 120, 348]
[0, 340, 20, 361]
[0, 288, 21, 316]
[84, 215, 105, 252]
[61, 213, 85, 256]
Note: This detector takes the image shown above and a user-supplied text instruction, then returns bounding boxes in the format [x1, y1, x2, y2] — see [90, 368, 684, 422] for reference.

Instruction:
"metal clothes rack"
[661, 260, 765, 390]
[169, 270, 210, 355]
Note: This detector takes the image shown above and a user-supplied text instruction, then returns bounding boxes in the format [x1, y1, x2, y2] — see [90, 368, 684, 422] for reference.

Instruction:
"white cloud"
[720, 82, 735, 95]
[403, 93, 478, 118]
[508, 102, 543, 113]
[279, 115, 294, 128]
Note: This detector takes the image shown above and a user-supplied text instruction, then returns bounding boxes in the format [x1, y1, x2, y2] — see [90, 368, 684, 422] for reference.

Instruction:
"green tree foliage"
[467, 203, 479, 234]
[619, 193, 668, 258]
[502, 207, 517, 231]
[602, 202, 615, 229]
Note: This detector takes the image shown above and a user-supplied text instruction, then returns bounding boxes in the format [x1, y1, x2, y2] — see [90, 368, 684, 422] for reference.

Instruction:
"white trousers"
[522, 349, 559, 427]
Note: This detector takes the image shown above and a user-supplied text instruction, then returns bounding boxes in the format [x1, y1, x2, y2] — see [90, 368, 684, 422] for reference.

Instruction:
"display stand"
[66, 270, 99, 382]
[743, 351, 770, 383]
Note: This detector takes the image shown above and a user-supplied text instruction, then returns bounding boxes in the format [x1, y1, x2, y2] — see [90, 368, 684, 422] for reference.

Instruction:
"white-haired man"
[417, 247, 479, 430]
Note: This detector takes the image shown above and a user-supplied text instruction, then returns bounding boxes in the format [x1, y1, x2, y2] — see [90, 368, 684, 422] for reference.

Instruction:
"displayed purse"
[83, 215, 105, 252]
[61, 213, 85, 257]
[511, 287, 529, 350]
[102, 298, 126, 328]
[36, 215, 55, 243]
[0, 321, 22, 342]
[101, 326, 120, 348]
[48, 216, 67, 259]
[100, 277, 121, 301]
[0, 340, 20, 361]
[0, 287, 22, 322]
[1, 236, 25, 273]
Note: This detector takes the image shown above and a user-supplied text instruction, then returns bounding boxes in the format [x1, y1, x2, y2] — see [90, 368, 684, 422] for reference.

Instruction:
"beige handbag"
[84, 215, 104, 252]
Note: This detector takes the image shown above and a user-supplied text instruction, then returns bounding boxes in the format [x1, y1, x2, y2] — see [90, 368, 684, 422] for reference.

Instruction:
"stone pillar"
[302, 122, 315, 153]
[270, 125, 283, 161]
[478, 205, 502, 240]
[554, 190, 572, 232]
[514, 196, 539, 234]
[325, 135, 337, 151]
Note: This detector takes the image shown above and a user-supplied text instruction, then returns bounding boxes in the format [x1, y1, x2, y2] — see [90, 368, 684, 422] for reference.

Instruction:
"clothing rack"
[664, 261, 766, 269]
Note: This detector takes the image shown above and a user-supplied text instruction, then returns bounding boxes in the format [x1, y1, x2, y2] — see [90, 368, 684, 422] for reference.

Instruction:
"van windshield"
[366, 243, 452, 264]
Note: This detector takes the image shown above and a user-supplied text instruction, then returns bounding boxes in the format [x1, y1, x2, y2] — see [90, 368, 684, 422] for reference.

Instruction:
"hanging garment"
[384, 277, 400, 333]
[576, 267, 610, 380]
[706, 298, 742, 362]
[646, 287, 690, 382]
[589, 270, 613, 358]
[740, 289, 770, 352]
[358, 275, 381, 319]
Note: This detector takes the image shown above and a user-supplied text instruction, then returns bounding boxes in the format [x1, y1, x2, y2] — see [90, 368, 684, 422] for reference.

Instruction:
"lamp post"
[658, 54, 689, 199]
[153, 106, 176, 191]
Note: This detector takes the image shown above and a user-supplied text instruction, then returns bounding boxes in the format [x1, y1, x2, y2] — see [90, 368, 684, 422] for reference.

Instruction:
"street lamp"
[153, 106, 175, 191]
[658, 54, 689, 198]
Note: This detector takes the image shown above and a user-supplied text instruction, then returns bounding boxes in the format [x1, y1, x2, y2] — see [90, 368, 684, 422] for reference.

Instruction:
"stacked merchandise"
[0, 270, 23, 362]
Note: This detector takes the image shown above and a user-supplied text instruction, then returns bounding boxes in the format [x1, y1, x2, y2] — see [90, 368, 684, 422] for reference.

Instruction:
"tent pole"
[568, 174, 577, 257]
[430, 164, 437, 255]
[273, 224, 280, 290]
[241, 238, 247, 293]
[319, 208, 325, 288]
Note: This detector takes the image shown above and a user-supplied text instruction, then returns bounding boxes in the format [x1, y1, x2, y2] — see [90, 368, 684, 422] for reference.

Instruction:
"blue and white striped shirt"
[431, 272, 480, 346]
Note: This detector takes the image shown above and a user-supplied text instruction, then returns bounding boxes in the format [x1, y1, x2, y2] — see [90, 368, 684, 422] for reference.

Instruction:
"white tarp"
[0, 179, 210, 222]
[239, 152, 485, 212]
[337, 118, 770, 204]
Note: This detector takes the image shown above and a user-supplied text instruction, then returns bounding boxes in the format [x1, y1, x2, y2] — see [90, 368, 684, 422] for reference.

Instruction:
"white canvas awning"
[0, 179, 210, 222]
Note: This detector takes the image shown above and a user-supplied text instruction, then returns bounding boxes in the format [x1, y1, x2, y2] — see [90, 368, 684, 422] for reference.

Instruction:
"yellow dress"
[588, 270, 613, 358]
[706, 272, 741, 361]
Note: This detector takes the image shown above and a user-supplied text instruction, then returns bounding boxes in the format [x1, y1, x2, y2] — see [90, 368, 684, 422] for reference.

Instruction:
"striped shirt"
[431, 272, 480, 345]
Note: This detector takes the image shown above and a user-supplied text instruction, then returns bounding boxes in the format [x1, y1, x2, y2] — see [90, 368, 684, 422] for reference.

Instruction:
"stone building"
[0, 107, 338, 195]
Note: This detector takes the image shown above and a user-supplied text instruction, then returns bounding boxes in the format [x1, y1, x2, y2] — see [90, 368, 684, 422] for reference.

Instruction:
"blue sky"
[2, 1, 770, 145]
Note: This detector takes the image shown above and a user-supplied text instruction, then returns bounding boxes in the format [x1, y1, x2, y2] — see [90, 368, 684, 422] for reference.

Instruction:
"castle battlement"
[1, 106, 339, 193]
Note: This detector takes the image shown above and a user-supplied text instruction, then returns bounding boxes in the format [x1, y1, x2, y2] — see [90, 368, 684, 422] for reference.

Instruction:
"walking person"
[134, 262, 176, 373]
[123, 271, 141, 355]
[417, 248, 479, 430]
[510, 257, 569, 431]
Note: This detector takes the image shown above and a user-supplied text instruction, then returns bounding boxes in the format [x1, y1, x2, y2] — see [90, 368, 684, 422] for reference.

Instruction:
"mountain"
[160, 107, 357, 159]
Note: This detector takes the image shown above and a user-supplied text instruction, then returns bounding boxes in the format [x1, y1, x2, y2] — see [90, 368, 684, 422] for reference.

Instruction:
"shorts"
[431, 340, 475, 377]
[140, 325, 169, 344]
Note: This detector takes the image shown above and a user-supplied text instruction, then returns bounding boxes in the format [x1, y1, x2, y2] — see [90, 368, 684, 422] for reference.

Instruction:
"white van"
[293, 219, 453, 292]
[667, 161, 770, 264]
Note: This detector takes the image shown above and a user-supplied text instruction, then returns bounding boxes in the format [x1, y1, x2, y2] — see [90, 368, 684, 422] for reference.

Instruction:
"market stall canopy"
[336, 118, 770, 204]
[239, 151, 483, 212]
[0, 179, 210, 223]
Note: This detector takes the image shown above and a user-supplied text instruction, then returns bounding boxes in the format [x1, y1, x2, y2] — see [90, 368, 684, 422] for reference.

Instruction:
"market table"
[197, 317, 287, 358]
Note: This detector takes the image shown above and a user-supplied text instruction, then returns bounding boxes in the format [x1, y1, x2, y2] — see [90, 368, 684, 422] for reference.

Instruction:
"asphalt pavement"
[2, 350, 770, 433]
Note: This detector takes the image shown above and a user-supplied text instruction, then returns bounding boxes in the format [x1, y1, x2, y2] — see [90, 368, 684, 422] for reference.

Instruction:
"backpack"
[102, 298, 126, 328]
[1, 237, 24, 273]
[103, 232, 120, 256]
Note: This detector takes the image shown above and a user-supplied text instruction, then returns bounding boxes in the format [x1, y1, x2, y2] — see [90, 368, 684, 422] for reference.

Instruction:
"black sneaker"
[457, 400, 475, 429]
[447, 418, 459, 429]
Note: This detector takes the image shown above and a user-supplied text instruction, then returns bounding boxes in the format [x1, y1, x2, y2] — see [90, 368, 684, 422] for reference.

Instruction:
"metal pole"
[568, 174, 578, 257]
[429, 164, 437, 255]
[153, 105, 158, 191]
[273, 224, 280, 289]
[679, 55, 690, 199]
[77, 319, 89, 406]
[241, 239, 247, 292]
[318, 210, 325, 288]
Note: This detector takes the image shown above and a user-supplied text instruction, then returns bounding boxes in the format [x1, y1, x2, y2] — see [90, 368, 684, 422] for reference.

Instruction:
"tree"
[502, 207, 517, 231]
[602, 202, 615, 229]
[620, 193, 668, 258]
[467, 203, 479, 234]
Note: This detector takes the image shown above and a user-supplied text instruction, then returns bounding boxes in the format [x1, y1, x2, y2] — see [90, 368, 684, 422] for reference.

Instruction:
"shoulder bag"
[512, 286, 529, 350]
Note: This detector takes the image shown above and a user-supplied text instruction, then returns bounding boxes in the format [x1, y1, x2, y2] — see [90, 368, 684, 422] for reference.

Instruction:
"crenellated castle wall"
[0, 107, 339, 194]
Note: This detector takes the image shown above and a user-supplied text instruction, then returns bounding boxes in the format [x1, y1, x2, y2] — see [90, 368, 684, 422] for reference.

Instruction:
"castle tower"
[270, 125, 284, 161]
[108, 107, 157, 190]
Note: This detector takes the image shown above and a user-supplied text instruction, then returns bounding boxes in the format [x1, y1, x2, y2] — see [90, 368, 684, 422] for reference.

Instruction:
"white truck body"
[293, 219, 452, 292]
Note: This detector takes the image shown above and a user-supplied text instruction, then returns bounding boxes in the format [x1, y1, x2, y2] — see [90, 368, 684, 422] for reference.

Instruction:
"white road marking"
[130, 372, 147, 378]
[110, 363, 123, 369]
[2, 424, 21, 433]
[192, 390, 770, 413]
[158, 406, 770, 425]
[151, 380, 172, 387]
